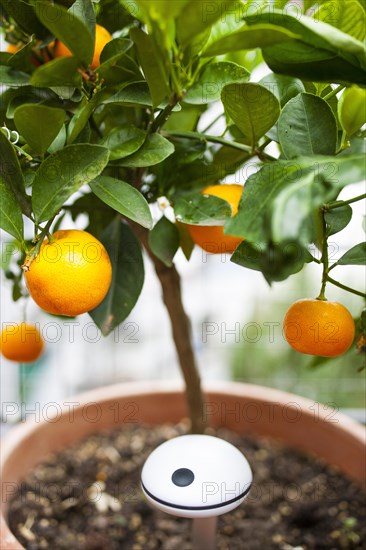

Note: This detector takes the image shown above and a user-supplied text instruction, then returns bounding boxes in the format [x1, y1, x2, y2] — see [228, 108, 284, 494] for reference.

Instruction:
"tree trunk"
[131, 222, 206, 434]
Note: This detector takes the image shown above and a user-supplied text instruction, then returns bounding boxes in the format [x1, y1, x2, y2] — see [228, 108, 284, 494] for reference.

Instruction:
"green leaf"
[121, 0, 190, 22]
[30, 57, 82, 88]
[14, 104, 66, 155]
[0, 0, 48, 37]
[247, 10, 366, 84]
[100, 38, 133, 64]
[89, 218, 144, 336]
[130, 27, 169, 107]
[0, 129, 31, 217]
[32, 144, 110, 222]
[119, 134, 174, 168]
[259, 74, 305, 107]
[67, 94, 100, 144]
[7, 38, 37, 72]
[89, 176, 153, 229]
[34, 0, 94, 66]
[312, 0, 366, 41]
[278, 93, 337, 158]
[100, 126, 146, 160]
[336, 243, 366, 266]
[174, 193, 232, 225]
[338, 86, 366, 137]
[176, 221, 194, 260]
[221, 83, 280, 148]
[97, 38, 134, 79]
[271, 172, 318, 244]
[68, 0, 96, 44]
[102, 82, 155, 108]
[325, 204, 353, 236]
[226, 154, 366, 243]
[203, 23, 298, 56]
[0, 179, 24, 241]
[231, 240, 310, 284]
[48, 125, 67, 154]
[185, 62, 249, 105]
[0, 66, 29, 86]
[148, 216, 180, 267]
[176, 0, 241, 46]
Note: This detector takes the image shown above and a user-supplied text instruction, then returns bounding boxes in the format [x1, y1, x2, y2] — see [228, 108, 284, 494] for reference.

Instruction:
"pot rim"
[1, 380, 365, 465]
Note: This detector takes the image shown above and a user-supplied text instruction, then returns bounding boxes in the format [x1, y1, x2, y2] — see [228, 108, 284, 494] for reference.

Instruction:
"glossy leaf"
[278, 93, 337, 158]
[221, 83, 280, 148]
[34, 0, 94, 66]
[121, 0, 190, 22]
[0, 66, 29, 86]
[89, 176, 153, 229]
[226, 155, 366, 243]
[0, 180, 24, 241]
[14, 104, 66, 155]
[338, 86, 366, 137]
[100, 126, 146, 160]
[312, 0, 366, 41]
[336, 243, 366, 266]
[89, 218, 144, 336]
[176, 221, 194, 260]
[325, 204, 353, 236]
[148, 216, 180, 267]
[176, 0, 241, 46]
[203, 23, 298, 56]
[0, 0, 48, 37]
[270, 172, 320, 244]
[174, 193, 232, 225]
[67, 94, 99, 145]
[48, 125, 67, 154]
[130, 27, 169, 107]
[100, 38, 133, 64]
[119, 134, 174, 168]
[248, 10, 366, 84]
[68, 0, 96, 43]
[0, 130, 31, 217]
[185, 62, 249, 105]
[7, 39, 37, 72]
[30, 57, 82, 88]
[231, 240, 311, 284]
[32, 145, 110, 222]
[103, 82, 156, 108]
[259, 74, 305, 107]
[97, 38, 134, 79]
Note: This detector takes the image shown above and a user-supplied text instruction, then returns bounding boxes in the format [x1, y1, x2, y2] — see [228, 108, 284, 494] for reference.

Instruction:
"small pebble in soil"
[7, 422, 366, 550]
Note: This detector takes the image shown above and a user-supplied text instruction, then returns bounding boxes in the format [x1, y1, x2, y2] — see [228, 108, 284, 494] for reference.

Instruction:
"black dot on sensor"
[171, 468, 195, 487]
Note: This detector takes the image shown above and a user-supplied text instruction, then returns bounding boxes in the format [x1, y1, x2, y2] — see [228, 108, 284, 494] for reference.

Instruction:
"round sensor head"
[141, 434, 252, 518]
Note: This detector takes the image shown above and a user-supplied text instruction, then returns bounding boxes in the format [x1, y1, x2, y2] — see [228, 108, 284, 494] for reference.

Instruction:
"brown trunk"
[130, 222, 206, 434]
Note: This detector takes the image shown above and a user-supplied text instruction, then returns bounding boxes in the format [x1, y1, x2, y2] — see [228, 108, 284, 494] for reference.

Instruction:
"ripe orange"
[6, 43, 19, 54]
[53, 23, 112, 69]
[24, 230, 112, 317]
[0, 323, 44, 363]
[187, 184, 244, 254]
[283, 299, 355, 357]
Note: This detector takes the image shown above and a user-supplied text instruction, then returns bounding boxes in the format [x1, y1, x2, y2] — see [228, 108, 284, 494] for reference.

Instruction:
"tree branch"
[130, 221, 206, 434]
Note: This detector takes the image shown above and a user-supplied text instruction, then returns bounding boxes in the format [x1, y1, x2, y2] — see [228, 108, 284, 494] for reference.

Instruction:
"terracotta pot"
[1, 381, 365, 549]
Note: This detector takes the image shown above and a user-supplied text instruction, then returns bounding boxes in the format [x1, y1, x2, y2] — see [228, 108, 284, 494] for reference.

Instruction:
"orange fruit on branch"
[53, 23, 112, 69]
[24, 229, 112, 317]
[283, 299, 355, 357]
[0, 323, 44, 363]
[187, 184, 244, 254]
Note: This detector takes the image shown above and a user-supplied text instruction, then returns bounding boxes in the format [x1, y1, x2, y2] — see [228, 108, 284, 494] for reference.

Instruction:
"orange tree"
[1, 0, 365, 432]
